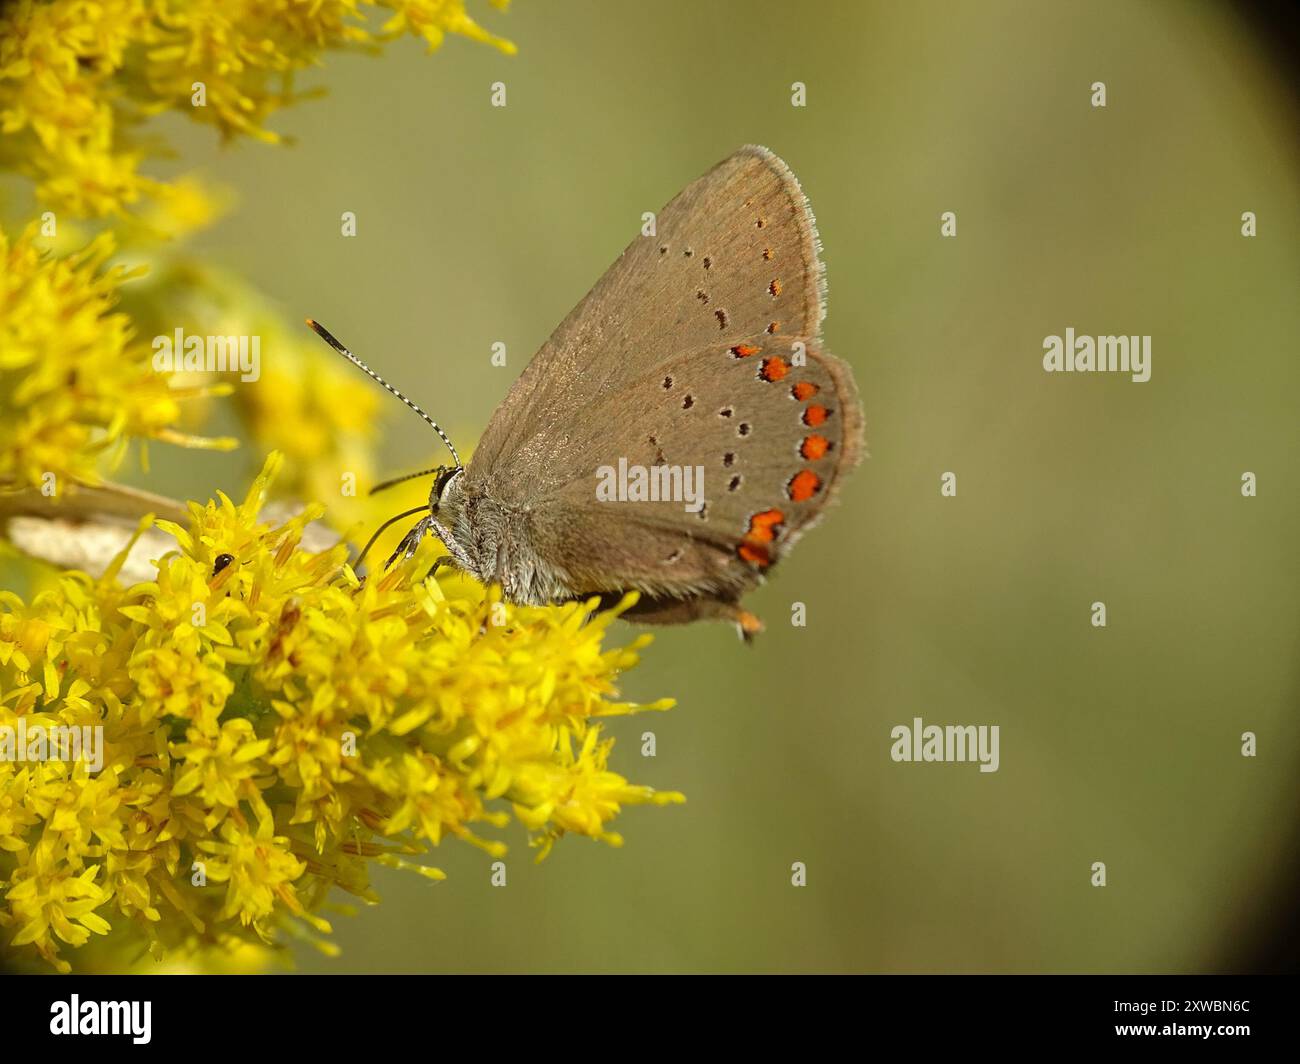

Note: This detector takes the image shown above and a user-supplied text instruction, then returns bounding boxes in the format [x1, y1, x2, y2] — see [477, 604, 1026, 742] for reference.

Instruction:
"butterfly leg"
[383, 517, 433, 570]
[426, 515, 477, 575]
[423, 554, 459, 582]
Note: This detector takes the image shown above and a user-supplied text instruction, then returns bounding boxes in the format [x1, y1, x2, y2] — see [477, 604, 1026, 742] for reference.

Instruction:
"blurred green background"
[105, 1, 1300, 970]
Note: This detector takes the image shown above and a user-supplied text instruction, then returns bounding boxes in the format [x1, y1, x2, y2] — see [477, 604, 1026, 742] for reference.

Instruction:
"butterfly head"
[429, 465, 464, 513]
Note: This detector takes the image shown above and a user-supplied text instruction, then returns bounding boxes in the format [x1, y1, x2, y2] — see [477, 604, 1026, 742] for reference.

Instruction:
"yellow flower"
[0, 0, 156, 217]
[5, 859, 114, 971]
[0, 0, 515, 219]
[171, 719, 268, 807]
[0, 224, 234, 490]
[381, 0, 517, 55]
[0, 0, 635, 981]
[198, 812, 315, 936]
[0, 454, 680, 973]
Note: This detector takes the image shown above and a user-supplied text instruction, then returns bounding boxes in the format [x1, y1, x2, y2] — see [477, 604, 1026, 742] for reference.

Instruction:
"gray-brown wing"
[469, 145, 826, 502]
[520, 335, 863, 600]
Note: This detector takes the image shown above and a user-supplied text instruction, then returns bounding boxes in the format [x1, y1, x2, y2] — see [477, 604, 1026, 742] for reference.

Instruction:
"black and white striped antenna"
[305, 319, 462, 470]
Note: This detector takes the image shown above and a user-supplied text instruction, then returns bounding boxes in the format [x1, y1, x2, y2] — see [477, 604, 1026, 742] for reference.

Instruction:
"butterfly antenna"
[305, 319, 462, 470]
[370, 467, 443, 496]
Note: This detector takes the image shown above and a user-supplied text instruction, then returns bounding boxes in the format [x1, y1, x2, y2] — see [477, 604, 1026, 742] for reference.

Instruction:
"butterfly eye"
[431, 466, 461, 505]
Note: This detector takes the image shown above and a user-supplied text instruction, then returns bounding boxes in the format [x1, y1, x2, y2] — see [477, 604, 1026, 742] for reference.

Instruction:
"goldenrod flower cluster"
[0, 224, 234, 490]
[0, 0, 515, 218]
[0, 1, 686, 976]
[0, 455, 680, 973]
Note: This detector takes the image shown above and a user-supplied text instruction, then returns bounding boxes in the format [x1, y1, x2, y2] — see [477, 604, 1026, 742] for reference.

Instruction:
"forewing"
[471, 145, 827, 501]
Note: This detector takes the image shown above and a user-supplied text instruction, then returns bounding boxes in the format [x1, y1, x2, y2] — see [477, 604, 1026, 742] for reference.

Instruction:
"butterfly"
[309, 146, 864, 638]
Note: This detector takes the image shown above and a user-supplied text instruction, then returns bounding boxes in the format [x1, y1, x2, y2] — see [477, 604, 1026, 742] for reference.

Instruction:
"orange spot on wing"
[802, 404, 830, 427]
[747, 508, 785, 542]
[738, 508, 786, 567]
[730, 343, 761, 358]
[788, 469, 822, 501]
[769, 279, 782, 296]
[791, 381, 818, 401]
[763, 247, 774, 260]
[760, 357, 789, 382]
[800, 434, 830, 460]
